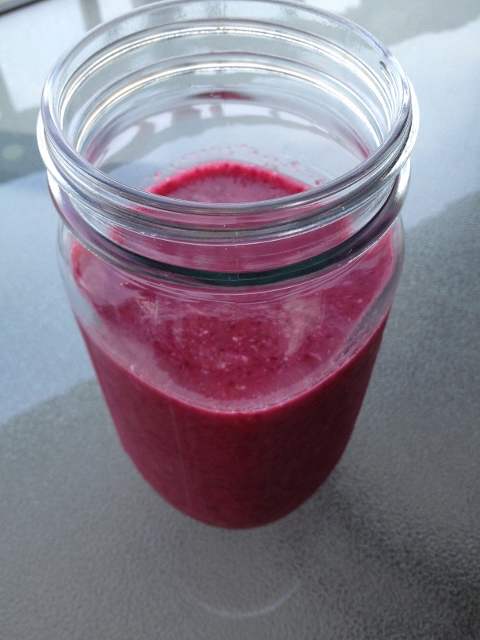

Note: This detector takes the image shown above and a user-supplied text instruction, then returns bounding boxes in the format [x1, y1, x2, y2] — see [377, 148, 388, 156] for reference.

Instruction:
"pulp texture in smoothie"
[72, 161, 393, 528]
[148, 160, 309, 202]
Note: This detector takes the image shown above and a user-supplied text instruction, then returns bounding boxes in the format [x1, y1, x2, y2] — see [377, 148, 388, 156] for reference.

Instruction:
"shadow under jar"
[38, 0, 418, 528]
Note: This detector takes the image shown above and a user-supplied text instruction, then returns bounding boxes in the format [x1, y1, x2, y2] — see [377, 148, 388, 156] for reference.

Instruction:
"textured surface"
[1, 1, 480, 638]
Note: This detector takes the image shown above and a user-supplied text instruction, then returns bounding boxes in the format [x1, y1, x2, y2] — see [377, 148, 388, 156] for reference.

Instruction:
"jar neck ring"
[59, 163, 409, 287]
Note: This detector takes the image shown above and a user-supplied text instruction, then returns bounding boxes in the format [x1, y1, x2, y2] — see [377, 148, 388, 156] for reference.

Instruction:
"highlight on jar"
[37, 0, 418, 529]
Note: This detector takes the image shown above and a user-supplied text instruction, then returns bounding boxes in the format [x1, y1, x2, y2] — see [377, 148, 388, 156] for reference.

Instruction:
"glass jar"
[37, 0, 418, 528]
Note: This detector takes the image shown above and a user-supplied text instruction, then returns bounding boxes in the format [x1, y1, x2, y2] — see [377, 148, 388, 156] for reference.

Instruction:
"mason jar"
[37, 0, 418, 528]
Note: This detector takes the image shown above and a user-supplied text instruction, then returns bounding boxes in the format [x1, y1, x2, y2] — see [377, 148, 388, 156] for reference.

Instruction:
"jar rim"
[39, 0, 418, 220]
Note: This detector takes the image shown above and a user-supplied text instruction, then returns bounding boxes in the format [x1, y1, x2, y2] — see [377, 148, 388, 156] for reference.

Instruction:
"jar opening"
[38, 0, 418, 273]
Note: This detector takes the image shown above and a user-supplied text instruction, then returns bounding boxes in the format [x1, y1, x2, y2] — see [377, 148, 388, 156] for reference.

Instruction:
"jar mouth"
[38, 0, 417, 273]
[39, 0, 418, 218]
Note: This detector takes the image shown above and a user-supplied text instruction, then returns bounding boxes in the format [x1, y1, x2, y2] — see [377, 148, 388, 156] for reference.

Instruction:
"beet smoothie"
[72, 162, 394, 528]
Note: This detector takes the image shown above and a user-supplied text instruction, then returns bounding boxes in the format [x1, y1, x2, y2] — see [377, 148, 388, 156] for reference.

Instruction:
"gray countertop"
[1, 1, 479, 638]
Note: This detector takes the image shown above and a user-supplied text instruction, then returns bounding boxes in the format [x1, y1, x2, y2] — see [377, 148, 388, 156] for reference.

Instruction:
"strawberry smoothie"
[72, 162, 394, 528]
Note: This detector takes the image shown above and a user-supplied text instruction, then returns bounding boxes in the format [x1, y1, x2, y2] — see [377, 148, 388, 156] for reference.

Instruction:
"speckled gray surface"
[1, 1, 480, 638]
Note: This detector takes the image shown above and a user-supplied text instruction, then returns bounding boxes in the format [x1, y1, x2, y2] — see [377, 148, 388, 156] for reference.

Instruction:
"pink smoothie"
[73, 162, 393, 528]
